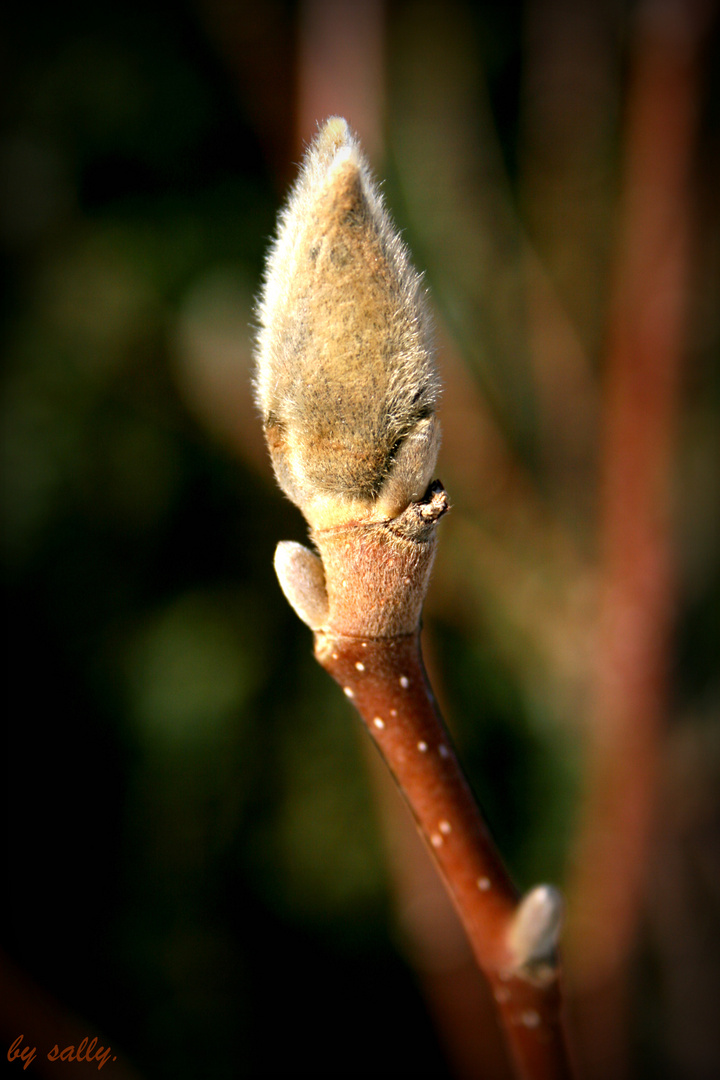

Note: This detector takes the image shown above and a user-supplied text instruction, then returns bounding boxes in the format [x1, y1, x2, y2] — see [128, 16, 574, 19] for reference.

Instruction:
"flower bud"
[255, 117, 440, 531]
[507, 884, 564, 979]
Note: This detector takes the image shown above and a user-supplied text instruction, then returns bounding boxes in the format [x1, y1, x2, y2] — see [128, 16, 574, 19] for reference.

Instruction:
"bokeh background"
[2, 1, 718, 1078]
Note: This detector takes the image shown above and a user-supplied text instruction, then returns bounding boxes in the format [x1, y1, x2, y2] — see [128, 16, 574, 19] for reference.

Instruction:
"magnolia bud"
[507, 884, 564, 978]
[255, 117, 441, 532]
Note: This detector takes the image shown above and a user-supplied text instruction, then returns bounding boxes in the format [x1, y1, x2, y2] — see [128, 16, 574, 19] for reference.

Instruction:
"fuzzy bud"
[507, 885, 564, 979]
[255, 117, 441, 532]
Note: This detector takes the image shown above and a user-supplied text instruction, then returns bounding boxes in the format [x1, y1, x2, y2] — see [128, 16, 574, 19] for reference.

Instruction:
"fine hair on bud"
[255, 117, 441, 531]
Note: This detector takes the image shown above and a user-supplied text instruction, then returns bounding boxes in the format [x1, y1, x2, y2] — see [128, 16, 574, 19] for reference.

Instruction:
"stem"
[565, 1, 709, 1072]
[259, 114, 577, 1079]
[363, 738, 514, 1080]
[315, 628, 575, 1080]
[270, 483, 576, 1078]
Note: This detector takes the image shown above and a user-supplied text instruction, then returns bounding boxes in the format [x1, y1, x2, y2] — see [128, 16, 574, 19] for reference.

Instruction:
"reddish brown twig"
[295, 484, 575, 1080]
[565, 1, 711, 1074]
[317, 628, 574, 1080]
[259, 116, 576, 1080]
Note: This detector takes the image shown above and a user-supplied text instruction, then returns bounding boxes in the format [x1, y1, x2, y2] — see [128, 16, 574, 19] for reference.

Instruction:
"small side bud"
[255, 117, 440, 531]
[274, 541, 329, 630]
[507, 884, 564, 977]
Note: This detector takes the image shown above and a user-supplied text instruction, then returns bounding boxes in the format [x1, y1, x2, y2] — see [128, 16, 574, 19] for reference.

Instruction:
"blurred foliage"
[2, 1, 718, 1079]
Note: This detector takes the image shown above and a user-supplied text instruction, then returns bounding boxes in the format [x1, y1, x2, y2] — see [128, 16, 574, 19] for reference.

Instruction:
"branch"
[255, 117, 576, 1080]
[274, 485, 574, 1079]
[565, 0, 711, 1072]
[305, 487, 573, 1080]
